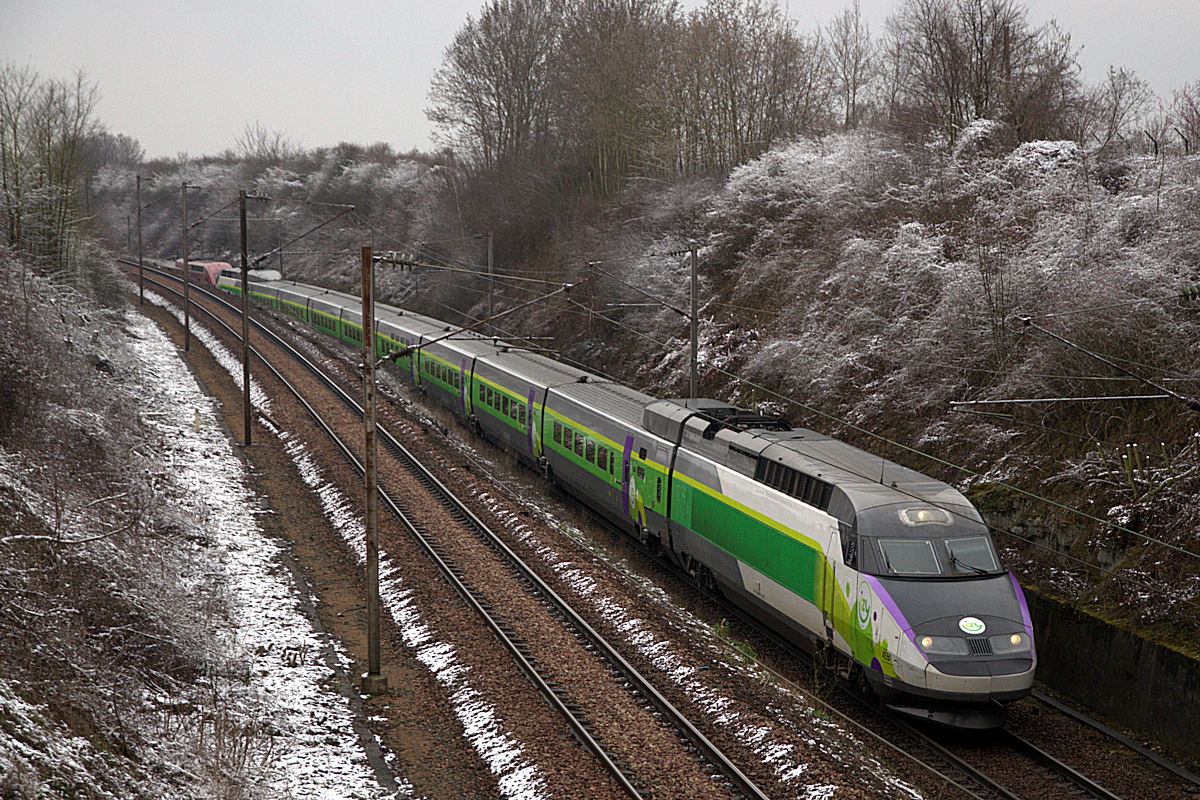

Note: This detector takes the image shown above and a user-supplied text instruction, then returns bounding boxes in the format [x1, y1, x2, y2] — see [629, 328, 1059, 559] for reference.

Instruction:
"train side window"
[840, 523, 857, 568]
[479, 384, 486, 401]
[656, 477, 662, 502]
[553, 421, 562, 444]
[502, 396, 510, 416]
[486, 387, 494, 406]
[574, 433, 585, 458]
[510, 401, 519, 421]
[563, 428, 573, 451]
[637, 465, 645, 481]
[610, 452, 615, 476]
[843, 537, 858, 568]
[518, 404, 526, 426]
[639, 447, 647, 460]
[585, 439, 595, 463]
[597, 447, 607, 472]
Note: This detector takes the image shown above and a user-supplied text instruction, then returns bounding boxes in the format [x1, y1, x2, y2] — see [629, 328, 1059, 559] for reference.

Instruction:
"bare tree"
[668, 0, 829, 174]
[1088, 66, 1155, 149]
[884, 0, 1079, 143]
[0, 62, 39, 250]
[234, 121, 294, 164]
[1173, 79, 1200, 148]
[826, 1, 876, 128]
[554, 0, 677, 193]
[1, 65, 99, 271]
[427, 0, 563, 170]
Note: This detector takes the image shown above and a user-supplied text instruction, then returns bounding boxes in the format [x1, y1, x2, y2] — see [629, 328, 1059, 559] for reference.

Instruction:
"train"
[215, 272, 1036, 729]
[170, 259, 282, 286]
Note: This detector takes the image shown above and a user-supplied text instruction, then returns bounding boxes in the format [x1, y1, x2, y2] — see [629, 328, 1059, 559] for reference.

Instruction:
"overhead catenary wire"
[1028, 283, 1200, 319]
[1017, 316, 1200, 413]
[252, 206, 354, 267]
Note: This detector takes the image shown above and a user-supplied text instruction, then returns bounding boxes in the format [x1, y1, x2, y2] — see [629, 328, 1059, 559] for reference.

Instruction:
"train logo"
[856, 581, 872, 631]
[959, 617, 987, 635]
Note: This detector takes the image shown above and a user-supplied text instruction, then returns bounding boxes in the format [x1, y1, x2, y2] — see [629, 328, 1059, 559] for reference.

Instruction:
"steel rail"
[999, 727, 1125, 800]
[126, 262, 770, 800]
[1030, 689, 1200, 789]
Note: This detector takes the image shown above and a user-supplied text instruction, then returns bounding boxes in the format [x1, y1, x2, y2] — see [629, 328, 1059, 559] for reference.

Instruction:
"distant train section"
[169, 259, 281, 286]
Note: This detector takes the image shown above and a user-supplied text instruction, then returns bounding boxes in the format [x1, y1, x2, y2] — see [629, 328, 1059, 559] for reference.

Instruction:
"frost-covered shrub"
[1002, 140, 1081, 185]
[952, 119, 1014, 162]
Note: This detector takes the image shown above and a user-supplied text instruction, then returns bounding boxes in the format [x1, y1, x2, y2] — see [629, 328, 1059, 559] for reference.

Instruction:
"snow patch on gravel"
[266, 423, 550, 800]
[145, 289, 273, 414]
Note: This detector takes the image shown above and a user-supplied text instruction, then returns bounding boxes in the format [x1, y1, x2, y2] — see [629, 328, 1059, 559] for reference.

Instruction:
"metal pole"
[239, 190, 252, 446]
[136, 175, 144, 306]
[126, 215, 131, 251]
[689, 240, 698, 403]
[181, 182, 190, 351]
[277, 219, 283, 273]
[361, 246, 387, 695]
[487, 231, 494, 335]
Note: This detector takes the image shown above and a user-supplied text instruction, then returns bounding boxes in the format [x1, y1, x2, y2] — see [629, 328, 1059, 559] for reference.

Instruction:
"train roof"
[644, 398, 977, 530]
[244, 277, 976, 531]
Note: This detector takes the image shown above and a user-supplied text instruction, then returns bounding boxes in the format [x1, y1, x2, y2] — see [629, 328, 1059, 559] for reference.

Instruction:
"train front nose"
[912, 616, 1036, 702]
[880, 573, 1038, 704]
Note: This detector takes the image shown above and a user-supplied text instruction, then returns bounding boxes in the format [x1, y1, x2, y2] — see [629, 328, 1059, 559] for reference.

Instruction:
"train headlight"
[989, 631, 1031, 655]
[915, 635, 967, 656]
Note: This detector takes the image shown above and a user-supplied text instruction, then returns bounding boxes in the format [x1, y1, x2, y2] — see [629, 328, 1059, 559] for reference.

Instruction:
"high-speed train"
[217, 273, 1035, 728]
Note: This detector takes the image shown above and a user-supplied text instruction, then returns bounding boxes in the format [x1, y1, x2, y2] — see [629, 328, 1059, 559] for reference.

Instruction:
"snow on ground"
[170, 297, 550, 800]
[126, 308, 403, 799]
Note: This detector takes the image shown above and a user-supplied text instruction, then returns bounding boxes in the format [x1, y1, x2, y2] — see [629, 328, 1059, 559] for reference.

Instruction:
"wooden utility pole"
[487, 231, 494, 335]
[136, 175, 144, 305]
[181, 182, 191, 351]
[239, 190, 252, 445]
[689, 240, 698, 402]
[360, 246, 387, 696]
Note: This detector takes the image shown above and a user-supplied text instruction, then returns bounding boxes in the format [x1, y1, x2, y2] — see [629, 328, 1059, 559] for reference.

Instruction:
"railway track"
[126, 263, 771, 800]
[125, 261, 1200, 800]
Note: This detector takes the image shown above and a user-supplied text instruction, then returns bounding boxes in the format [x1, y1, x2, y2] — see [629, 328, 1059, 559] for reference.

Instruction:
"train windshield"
[873, 535, 1001, 578]
[877, 539, 941, 575]
[945, 536, 1000, 574]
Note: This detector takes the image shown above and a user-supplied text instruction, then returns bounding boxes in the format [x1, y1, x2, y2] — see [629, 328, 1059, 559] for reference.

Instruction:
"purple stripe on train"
[459, 359, 468, 415]
[622, 434, 634, 515]
[527, 388, 536, 456]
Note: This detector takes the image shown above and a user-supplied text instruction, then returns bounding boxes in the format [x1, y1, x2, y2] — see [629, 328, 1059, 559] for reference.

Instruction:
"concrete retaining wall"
[1027, 590, 1199, 764]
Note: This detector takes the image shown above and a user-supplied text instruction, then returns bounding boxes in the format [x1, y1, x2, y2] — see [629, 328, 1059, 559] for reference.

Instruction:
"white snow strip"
[128, 312, 402, 799]
[145, 289, 273, 414]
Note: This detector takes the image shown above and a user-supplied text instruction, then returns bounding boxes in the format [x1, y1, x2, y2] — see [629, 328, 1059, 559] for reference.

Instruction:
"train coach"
[217, 273, 1036, 729]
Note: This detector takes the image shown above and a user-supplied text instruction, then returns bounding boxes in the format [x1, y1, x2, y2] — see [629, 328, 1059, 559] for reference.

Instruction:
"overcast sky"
[3, 0, 1198, 160]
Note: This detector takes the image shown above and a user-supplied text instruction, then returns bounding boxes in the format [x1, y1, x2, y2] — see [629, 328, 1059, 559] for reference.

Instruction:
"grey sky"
[3, 0, 1198, 159]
